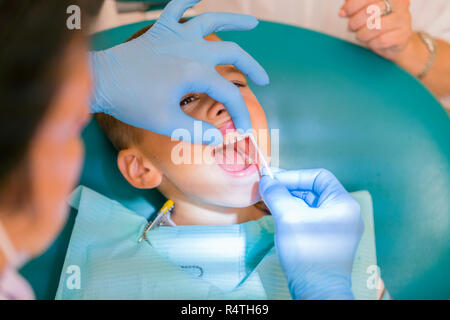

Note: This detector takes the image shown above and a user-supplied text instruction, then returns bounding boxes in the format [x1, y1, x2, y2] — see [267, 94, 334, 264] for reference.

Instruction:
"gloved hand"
[89, 0, 269, 145]
[259, 168, 364, 300]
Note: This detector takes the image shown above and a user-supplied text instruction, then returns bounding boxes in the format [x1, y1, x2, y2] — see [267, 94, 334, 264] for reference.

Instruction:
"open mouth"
[213, 121, 259, 177]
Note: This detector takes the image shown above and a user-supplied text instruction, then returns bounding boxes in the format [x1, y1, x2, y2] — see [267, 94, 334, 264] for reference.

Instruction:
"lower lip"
[220, 163, 259, 177]
[212, 148, 260, 178]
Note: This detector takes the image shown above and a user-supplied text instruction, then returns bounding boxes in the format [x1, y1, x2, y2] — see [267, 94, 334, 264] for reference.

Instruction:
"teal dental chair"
[20, 20, 450, 300]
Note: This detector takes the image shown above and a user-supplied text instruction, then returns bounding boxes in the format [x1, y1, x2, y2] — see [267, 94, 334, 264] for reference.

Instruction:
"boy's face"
[119, 35, 270, 208]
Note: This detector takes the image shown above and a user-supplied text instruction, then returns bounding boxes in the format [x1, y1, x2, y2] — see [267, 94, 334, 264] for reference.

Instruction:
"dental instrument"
[246, 133, 274, 179]
[138, 199, 175, 243]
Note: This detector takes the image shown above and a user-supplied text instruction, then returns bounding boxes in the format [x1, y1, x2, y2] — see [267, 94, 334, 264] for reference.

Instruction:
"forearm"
[394, 33, 450, 98]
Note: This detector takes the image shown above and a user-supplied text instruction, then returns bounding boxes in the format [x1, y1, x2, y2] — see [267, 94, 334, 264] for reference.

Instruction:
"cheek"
[249, 104, 267, 132]
[152, 135, 262, 207]
[242, 90, 268, 131]
[138, 101, 268, 208]
[245, 94, 271, 160]
[20, 43, 91, 254]
[140, 137, 210, 200]
[27, 123, 85, 254]
[146, 137, 208, 181]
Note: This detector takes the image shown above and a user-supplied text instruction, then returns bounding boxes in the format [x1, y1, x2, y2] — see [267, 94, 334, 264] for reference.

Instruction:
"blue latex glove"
[259, 168, 364, 300]
[89, 0, 269, 145]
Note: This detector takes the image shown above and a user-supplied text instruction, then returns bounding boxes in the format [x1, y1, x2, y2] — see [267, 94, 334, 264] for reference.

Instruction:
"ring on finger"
[381, 0, 393, 16]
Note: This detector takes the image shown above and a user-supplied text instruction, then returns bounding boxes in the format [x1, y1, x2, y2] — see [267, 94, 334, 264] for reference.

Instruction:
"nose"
[206, 101, 229, 121]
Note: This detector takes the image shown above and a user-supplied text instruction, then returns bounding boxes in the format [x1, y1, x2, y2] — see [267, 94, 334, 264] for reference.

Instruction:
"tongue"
[215, 146, 247, 172]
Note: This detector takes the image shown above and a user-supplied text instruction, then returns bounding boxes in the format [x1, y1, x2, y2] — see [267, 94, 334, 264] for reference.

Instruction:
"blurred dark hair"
[0, 0, 102, 208]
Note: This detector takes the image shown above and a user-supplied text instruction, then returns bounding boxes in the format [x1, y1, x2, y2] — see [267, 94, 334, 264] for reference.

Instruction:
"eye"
[180, 94, 199, 107]
[233, 81, 247, 88]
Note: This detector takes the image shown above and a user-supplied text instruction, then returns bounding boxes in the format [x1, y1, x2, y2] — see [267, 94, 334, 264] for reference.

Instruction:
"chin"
[199, 180, 262, 208]
[225, 196, 262, 208]
[201, 196, 261, 208]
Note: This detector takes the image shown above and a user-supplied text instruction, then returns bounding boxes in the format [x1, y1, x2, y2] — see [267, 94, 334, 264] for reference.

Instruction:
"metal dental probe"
[138, 200, 174, 244]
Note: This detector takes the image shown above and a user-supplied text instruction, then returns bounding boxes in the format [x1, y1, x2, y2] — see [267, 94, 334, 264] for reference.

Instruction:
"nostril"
[207, 102, 229, 120]
[215, 104, 228, 117]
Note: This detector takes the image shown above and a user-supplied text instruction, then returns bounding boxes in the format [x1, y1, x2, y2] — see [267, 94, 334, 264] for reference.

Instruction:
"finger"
[356, 13, 399, 43]
[368, 27, 407, 51]
[159, 0, 200, 23]
[272, 169, 344, 197]
[262, 166, 286, 176]
[188, 70, 252, 132]
[291, 190, 319, 208]
[187, 12, 259, 37]
[276, 169, 353, 209]
[341, 0, 380, 17]
[207, 41, 269, 86]
[167, 109, 223, 145]
[348, 0, 387, 31]
[259, 175, 308, 219]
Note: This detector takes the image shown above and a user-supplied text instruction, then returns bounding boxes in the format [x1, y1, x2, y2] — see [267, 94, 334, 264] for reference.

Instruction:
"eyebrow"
[221, 66, 245, 77]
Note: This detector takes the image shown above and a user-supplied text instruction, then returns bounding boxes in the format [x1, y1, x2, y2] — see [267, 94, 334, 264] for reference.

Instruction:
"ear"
[117, 148, 163, 189]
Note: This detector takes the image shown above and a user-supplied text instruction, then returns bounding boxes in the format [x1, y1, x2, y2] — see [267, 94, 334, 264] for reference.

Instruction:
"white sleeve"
[410, 0, 450, 42]
[193, 0, 357, 43]
[193, 0, 254, 15]
[410, 0, 450, 111]
[195, 0, 450, 44]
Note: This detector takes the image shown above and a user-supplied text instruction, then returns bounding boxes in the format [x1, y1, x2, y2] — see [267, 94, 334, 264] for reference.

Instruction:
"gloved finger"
[291, 190, 319, 208]
[188, 71, 252, 132]
[275, 169, 356, 209]
[268, 169, 320, 207]
[187, 12, 259, 36]
[259, 175, 309, 220]
[262, 166, 286, 176]
[207, 41, 269, 86]
[159, 0, 200, 23]
[273, 168, 345, 197]
[164, 109, 223, 145]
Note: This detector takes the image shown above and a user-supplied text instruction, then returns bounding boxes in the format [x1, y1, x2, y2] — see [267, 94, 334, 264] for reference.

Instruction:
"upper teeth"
[213, 132, 256, 165]
[223, 132, 247, 145]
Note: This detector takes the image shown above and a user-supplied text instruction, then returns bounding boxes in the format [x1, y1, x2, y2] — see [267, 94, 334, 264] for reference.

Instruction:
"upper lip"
[216, 120, 246, 149]
[217, 119, 235, 135]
